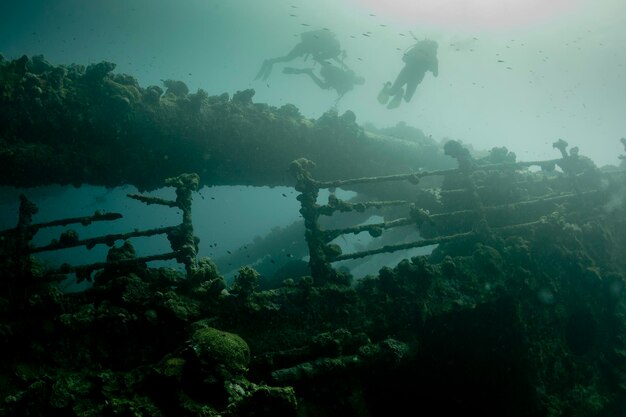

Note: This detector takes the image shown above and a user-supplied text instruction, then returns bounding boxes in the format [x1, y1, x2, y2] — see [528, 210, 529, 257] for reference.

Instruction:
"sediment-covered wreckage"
[1, 54, 626, 417]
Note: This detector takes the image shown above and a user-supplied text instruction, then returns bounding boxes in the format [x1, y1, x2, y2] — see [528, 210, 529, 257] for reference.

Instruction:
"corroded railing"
[292, 139, 612, 286]
[0, 173, 200, 283]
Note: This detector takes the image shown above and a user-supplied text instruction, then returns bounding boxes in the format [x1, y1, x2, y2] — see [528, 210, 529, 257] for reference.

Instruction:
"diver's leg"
[386, 66, 410, 109]
[283, 67, 308, 75]
[387, 89, 403, 109]
[403, 72, 425, 102]
[388, 65, 410, 96]
[256, 43, 307, 80]
[272, 43, 307, 63]
[378, 65, 408, 105]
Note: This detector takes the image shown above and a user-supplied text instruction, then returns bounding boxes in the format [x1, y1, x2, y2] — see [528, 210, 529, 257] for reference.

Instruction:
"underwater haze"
[3, 1, 626, 416]
[1, 0, 625, 165]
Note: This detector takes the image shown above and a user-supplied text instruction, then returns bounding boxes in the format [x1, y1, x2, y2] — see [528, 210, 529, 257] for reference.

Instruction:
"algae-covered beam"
[331, 231, 476, 262]
[331, 215, 549, 262]
[30, 225, 177, 253]
[27, 211, 123, 231]
[48, 251, 180, 279]
[322, 217, 414, 243]
[165, 173, 199, 275]
[290, 158, 345, 285]
[429, 190, 601, 222]
[0, 55, 449, 191]
[127, 194, 177, 207]
[317, 195, 410, 216]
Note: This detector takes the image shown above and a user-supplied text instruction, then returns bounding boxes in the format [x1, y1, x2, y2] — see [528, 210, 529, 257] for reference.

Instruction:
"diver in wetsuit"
[378, 39, 439, 109]
[282, 61, 364, 101]
[255, 29, 344, 80]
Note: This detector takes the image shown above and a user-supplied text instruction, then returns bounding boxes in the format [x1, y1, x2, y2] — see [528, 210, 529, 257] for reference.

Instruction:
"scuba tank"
[402, 39, 437, 65]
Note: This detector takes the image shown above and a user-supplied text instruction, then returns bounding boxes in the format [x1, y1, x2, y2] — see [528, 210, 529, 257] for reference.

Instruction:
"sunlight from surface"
[355, 0, 580, 28]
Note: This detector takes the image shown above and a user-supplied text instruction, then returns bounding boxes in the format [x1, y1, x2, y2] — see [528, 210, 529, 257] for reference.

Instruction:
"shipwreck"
[1, 54, 626, 417]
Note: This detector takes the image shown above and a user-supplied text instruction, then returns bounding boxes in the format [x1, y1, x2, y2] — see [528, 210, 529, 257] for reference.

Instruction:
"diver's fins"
[377, 82, 391, 104]
[387, 90, 403, 109]
[255, 60, 272, 80]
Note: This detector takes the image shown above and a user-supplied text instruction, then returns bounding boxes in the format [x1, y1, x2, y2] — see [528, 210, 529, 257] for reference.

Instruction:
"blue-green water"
[1, 0, 625, 165]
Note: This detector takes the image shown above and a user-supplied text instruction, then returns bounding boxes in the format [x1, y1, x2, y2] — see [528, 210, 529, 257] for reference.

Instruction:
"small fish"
[399, 33, 405, 36]
[506, 66, 512, 70]
[227, 250, 232, 254]
[301, 23, 310, 26]
[282, 193, 287, 197]
[380, 24, 387, 27]
[357, 57, 363, 61]
[362, 33, 370, 37]
[289, 14, 297, 17]
[369, 13, 376, 16]
[497, 60, 504, 63]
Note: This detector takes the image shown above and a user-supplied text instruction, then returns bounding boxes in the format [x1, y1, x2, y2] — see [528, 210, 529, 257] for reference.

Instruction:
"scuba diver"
[378, 38, 439, 109]
[255, 29, 345, 80]
[282, 62, 364, 102]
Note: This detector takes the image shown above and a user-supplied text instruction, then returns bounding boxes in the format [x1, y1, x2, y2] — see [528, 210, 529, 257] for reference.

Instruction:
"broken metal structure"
[293, 139, 621, 285]
[0, 173, 200, 285]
